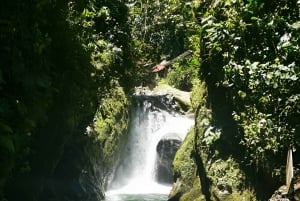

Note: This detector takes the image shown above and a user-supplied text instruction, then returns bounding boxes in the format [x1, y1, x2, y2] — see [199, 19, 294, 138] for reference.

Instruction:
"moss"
[181, 187, 205, 201]
[180, 177, 205, 201]
[92, 80, 129, 165]
[173, 128, 195, 188]
[186, 92, 257, 201]
[207, 157, 257, 201]
[190, 79, 207, 111]
[212, 190, 257, 201]
[208, 158, 245, 192]
[171, 127, 211, 201]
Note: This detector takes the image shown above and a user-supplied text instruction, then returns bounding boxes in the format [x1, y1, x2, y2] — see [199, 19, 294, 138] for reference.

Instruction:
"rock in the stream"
[155, 133, 182, 184]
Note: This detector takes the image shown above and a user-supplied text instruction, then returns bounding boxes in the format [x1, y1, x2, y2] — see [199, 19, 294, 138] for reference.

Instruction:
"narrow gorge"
[0, 0, 299, 201]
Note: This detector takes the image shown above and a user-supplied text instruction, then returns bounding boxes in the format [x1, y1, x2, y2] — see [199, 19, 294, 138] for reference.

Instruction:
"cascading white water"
[105, 99, 194, 200]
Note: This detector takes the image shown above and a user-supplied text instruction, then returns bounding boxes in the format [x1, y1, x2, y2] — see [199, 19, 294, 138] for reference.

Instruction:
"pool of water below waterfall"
[105, 193, 168, 201]
[105, 181, 171, 201]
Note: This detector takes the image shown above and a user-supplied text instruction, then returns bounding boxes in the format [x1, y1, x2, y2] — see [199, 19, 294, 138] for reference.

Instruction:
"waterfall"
[105, 97, 194, 198]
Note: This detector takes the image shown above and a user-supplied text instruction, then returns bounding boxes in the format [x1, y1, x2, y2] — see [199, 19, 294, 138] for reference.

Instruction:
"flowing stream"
[105, 97, 194, 201]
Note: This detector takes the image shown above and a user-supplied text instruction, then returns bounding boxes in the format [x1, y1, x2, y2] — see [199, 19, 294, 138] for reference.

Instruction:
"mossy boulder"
[169, 129, 197, 201]
[89, 80, 130, 177]
[170, 77, 257, 200]
[207, 158, 257, 201]
[190, 105, 257, 201]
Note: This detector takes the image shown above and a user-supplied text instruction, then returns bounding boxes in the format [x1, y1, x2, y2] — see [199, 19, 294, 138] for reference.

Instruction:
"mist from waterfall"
[105, 98, 194, 200]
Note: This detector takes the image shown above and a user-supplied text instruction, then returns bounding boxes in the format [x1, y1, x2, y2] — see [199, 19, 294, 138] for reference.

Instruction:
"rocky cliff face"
[37, 136, 107, 201]
[3, 83, 130, 201]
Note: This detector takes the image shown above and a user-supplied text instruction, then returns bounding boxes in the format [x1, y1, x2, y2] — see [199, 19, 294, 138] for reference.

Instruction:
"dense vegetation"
[0, 0, 134, 200]
[0, 0, 299, 200]
[198, 0, 300, 172]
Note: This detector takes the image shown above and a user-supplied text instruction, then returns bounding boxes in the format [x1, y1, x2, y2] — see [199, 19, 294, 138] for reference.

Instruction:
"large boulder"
[152, 84, 191, 108]
[155, 133, 182, 184]
[134, 84, 193, 115]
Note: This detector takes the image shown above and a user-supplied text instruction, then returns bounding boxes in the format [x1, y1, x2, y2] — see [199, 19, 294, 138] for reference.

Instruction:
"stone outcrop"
[269, 180, 300, 201]
[269, 185, 290, 201]
[134, 84, 192, 115]
[152, 84, 191, 109]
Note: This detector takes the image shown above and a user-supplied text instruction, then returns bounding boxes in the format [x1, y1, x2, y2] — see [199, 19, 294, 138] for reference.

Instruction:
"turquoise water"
[105, 193, 168, 201]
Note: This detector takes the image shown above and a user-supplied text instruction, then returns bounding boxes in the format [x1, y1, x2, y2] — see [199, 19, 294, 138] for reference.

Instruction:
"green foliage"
[209, 158, 246, 191]
[198, 0, 300, 176]
[226, 58, 299, 167]
[78, 0, 135, 90]
[127, 0, 202, 87]
[1, 0, 298, 200]
[202, 127, 221, 147]
[164, 1, 202, 89]
[0, 135, 15, 154]
[167, 59, 200, 91]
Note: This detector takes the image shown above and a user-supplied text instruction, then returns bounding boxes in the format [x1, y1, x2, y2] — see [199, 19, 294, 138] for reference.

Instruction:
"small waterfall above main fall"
[105, 92, 194, 200]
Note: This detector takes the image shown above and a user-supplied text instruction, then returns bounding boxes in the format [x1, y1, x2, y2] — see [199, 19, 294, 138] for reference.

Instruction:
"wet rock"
[152, 84, 192, 114]
[268, 185, 290, 201]
[133, 84, 192, 115]
[155, 133, 182, 184]
[134, 86, 152, 95]
[168, 178, 184, 201]
[268, 181, 300, 201]
[152, 84, 191, 108]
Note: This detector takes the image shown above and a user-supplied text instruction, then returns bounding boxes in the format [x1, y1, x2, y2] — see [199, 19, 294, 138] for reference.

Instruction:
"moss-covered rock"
[190, 104, 257, 201]
[173, 129, 196, 189]
[170, 124, 209, 201]
[180, 178, 205, 201]
[91, 80, 129, 166]
[208, 158, 257, 201]
[190, 79, 207, 111]
[170, 78, 257, 201]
